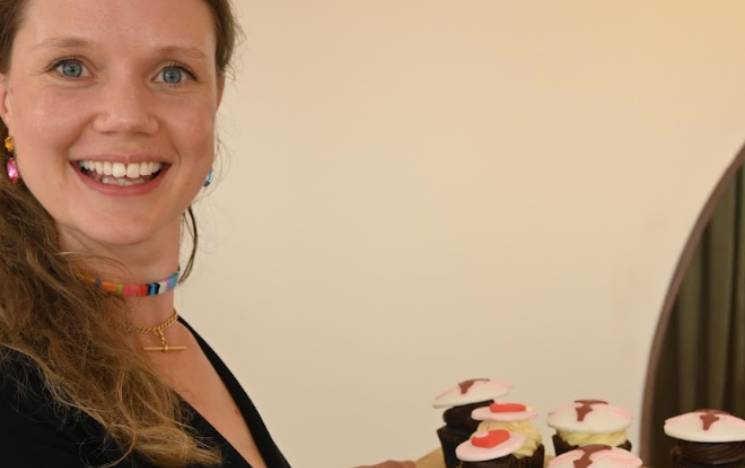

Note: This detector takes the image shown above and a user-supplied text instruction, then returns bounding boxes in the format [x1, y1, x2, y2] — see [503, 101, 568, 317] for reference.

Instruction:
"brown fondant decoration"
[458, 379, 488, 394]
[573, 444, 613, 468]
[695, 409, 729, 431]
[574, 400, 608, 422]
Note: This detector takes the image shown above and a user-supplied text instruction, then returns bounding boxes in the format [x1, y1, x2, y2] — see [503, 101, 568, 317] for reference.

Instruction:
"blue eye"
[162, 67, 183, 84]
[58, 60, 84, 78]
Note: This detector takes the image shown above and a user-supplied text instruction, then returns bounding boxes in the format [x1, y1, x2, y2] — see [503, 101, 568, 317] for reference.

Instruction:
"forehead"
[17, 0, 216, 56]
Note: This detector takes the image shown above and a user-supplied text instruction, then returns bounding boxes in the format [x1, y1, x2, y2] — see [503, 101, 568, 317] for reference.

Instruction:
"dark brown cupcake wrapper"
[551, 434, 631, 457]
[671, 442, 745, 468]
[439, 426, 473, 468]
[459, 444, 545, 468]
[528, 444, 546, 468]
[444, 400, 494, 430]
[671, 449, 745, 468]
[460, 454, 524, 468]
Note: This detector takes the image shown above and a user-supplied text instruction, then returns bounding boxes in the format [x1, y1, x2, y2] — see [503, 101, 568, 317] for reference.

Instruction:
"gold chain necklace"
[136, 309, 187, 352]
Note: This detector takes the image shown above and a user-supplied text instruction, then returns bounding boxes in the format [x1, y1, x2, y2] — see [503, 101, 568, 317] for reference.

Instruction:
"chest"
[149, 344, 268, 468]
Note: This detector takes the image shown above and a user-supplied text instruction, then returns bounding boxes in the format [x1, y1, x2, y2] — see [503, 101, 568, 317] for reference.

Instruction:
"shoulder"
[0, 348, 78, 443]
[0, 347, 51, 416]
[0, 347, 127, 467]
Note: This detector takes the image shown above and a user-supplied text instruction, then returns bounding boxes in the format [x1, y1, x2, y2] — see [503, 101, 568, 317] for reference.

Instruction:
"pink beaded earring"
[4, 136, 19, 184]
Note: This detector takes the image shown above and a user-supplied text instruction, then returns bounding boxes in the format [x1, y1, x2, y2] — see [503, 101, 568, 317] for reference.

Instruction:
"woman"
[0, 1, 415, 467]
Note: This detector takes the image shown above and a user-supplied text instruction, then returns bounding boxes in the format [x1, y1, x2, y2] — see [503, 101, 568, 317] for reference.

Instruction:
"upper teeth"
[78, 161, 162, 178]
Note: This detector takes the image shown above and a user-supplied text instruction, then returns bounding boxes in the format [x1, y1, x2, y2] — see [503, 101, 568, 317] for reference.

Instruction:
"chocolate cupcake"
[433, 379, 513, 468]
[546, 400, 632, 456]
[547, 445, 641, 468]
[472, 403, 544, 468]
[456, 430, 526, 468]
[665, 409, 745, 468]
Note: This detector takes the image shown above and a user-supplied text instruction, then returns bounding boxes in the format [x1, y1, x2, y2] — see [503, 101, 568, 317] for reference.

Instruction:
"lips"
[75, 160, 168, 187]
[72, 160, 170, 196]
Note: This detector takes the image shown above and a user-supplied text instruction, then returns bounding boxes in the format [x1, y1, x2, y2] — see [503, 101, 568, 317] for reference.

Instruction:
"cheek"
[11, 90, 89, 184]
[171, 97, 217, 164]
[15, 89, 88, 156]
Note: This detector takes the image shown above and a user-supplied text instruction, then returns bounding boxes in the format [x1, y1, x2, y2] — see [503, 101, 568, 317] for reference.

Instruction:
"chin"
[59, 210, 182, 252]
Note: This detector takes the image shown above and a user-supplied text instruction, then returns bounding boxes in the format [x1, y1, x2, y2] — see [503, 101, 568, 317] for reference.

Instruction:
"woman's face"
[0, 0, 222, 252]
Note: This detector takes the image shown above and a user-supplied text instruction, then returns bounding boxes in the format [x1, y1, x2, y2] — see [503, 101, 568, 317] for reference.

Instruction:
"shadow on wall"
[642, 142, 745, 468]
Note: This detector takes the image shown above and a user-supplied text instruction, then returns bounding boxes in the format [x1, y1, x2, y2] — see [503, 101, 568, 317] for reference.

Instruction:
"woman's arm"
[353, 461, 417, 468]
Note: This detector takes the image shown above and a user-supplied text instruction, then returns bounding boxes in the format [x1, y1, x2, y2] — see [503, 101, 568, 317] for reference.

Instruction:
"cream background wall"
[177, 1, 745, 467]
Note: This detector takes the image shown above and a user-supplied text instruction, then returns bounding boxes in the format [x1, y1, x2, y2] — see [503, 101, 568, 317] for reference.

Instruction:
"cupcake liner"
[673, 440, 745, 465]
[551, 434, 631, 456]
[460, 454, 523, 468]
[444, 400, 493, 430]
[671, 450, 745, 468]
[438, 425, 473, 468]
[456, 442, 543, 468]
[526, 443, 545, 468]
[551, 435, 573, 457]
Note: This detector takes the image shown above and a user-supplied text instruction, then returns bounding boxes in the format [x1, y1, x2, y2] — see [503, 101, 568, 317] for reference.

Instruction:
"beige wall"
[177, 1, 745, 467]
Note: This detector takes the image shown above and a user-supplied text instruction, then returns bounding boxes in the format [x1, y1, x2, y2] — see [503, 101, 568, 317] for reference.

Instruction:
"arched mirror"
[642, 149, 745, 467]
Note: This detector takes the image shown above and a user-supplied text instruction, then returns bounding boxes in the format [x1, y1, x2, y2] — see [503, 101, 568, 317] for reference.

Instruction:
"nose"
[92, 75, 159, 136]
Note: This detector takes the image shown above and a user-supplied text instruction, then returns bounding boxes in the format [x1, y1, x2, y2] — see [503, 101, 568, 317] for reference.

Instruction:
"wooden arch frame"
[640, 143, 745, 461]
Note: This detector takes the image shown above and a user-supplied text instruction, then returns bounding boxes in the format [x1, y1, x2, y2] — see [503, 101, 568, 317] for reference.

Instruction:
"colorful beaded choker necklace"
[81, 267, 181, 297]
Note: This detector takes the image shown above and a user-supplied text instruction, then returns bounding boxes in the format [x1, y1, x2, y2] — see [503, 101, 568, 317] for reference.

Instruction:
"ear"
[216, 74, 225, 109]
[0, 74, 13, 134]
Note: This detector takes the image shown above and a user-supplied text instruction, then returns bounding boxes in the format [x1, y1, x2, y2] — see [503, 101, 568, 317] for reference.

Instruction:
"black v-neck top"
[0, 318, 292, 468]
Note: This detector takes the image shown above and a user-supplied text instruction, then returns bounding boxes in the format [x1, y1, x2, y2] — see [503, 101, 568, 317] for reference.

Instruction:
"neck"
[59, 221, 183, 327]
[130, 291, 178, 328]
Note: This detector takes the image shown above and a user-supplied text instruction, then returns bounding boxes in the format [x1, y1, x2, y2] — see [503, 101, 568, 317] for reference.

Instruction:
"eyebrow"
[33, 36, 88, 51]
[158, 45, 209, 63]
[33, 36, 210, 62]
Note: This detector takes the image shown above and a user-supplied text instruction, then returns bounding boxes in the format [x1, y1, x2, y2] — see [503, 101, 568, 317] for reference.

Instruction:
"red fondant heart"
[471, 429, 510, 448]
[490, 402, 526, 413]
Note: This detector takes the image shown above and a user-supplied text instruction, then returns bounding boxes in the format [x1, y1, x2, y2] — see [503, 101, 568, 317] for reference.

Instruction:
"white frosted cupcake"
[472, 403, 543, 468]
[548, 445, 642, 468]
[433, 379, 513, 468]
[456, 430, 525, 468]
[665, 409, 745, 468]
[546, 400, 632, 455]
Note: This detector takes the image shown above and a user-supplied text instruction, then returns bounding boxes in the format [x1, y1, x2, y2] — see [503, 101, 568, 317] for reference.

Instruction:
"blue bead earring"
[203, 168, 214, 187]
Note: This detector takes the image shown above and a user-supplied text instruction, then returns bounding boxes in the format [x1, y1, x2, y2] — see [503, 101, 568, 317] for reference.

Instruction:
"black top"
[0, 318, 291, 468]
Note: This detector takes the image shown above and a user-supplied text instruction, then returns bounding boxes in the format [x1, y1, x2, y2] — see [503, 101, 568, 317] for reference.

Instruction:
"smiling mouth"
[76, 160, 167, 187]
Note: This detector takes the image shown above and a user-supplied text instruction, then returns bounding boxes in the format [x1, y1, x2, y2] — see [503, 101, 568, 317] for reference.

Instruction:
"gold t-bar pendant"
[143, 329, 187, 353]
[144, 344, 188, 352]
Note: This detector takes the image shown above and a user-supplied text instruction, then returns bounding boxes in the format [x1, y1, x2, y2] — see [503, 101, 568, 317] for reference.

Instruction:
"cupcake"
[548, 445, 642, 468]
[456, 429, 526, 468]
[664, 409, 745, 468]
[472, 403, 544, 468]
[546, 400, 632, 455]
[434, 379, 513, 468]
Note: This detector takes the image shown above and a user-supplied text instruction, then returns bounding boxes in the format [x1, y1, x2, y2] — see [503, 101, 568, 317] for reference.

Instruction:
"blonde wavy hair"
[0, 0, 240, 466]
